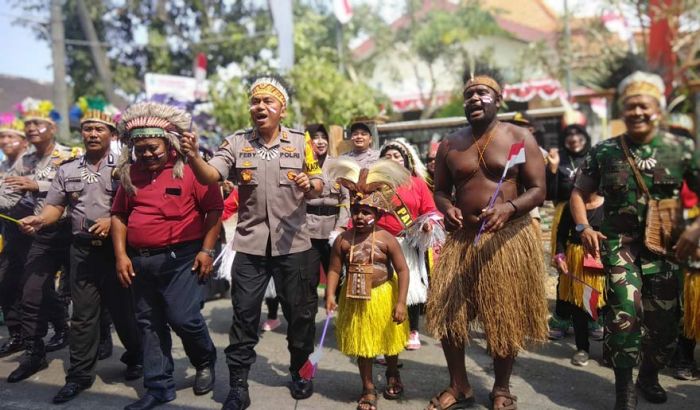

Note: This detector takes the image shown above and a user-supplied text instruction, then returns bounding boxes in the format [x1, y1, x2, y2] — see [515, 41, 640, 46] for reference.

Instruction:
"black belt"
[73, 236, 111, 248]
[307, 205, 339, 216]
[131, 240, 199, 257]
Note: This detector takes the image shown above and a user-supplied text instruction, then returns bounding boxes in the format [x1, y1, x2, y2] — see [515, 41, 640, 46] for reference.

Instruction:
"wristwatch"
[200, 248, 216, 257]
[575, 224, 591, 233]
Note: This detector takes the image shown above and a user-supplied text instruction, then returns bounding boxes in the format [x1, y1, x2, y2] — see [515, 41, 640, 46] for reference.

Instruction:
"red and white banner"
[502, 79, 564, 102]
[334, 0, 353, 24]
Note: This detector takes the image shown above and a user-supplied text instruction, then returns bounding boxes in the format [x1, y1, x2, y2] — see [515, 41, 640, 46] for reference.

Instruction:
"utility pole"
[76, 0, 117, 105]
[50, 0, 70, 141]
[563, 0, 573, 100]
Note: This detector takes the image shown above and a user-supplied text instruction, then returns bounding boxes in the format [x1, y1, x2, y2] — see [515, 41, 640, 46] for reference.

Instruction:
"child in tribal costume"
[379, 138, 444, 350]
[325, 159, 410, 410]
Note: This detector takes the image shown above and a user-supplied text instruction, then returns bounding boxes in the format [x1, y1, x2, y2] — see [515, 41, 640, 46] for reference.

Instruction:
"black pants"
[225, 249, 320, 377]
[572, 306, 590, 352]
[131, 241, 216, 402]
[0, 229, 32, 334]
[66, 242, 142, 386]
[18, 233, 70, 349]
[310, 238, 331, 274]
[408, 304, 422, 332]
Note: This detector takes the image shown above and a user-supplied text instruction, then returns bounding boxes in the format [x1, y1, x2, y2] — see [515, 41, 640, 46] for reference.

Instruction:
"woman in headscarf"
[378, 138, 443, 352]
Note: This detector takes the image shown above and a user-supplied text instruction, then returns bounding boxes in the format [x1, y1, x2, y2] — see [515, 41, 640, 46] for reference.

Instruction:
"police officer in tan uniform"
[20, 107, 144, 403]
[0, 115, 30, 357]
[4, 104, 75, 382]
[182, 76, 324, 410]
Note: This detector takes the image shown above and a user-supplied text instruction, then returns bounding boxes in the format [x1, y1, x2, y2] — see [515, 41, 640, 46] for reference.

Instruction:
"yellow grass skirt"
[335, 277, 409, 358]
[683, 270, 700, 341]
[558, 244, 606, 310]
[549, 202, 567, 264]
[426, 215, 548, 357]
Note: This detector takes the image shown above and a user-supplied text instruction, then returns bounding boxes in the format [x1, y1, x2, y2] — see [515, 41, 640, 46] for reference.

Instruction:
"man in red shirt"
[111, 102, 223, 410]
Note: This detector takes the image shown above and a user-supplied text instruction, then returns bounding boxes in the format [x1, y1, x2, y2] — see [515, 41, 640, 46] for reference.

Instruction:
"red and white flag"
[500, 141, 526, 178]
[582, 285, 601, 321]
[333, 0, 353, 24]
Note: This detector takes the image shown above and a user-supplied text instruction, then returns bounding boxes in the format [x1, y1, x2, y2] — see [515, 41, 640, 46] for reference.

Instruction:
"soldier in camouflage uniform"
[572, 71, 700, 409]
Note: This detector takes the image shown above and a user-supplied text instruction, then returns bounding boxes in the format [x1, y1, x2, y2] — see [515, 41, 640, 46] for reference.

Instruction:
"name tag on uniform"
[165, 187, 182, 196]
[281, 152, 301, 159]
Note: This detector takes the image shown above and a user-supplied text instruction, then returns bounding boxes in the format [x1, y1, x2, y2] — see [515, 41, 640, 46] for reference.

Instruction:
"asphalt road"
[0, 293, 699, 410]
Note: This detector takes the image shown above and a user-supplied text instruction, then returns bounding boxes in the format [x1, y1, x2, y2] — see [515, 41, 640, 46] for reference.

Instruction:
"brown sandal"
[425, 388, 475, 410]
[357, 388, 378, 410]
[489, 387, 518, 410]
[383, 370, 404, 400]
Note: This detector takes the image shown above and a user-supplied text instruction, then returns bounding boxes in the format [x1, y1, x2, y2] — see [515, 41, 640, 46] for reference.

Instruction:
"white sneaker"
[261, 318, 281, 331]
[571, 350, 589, 366]
[406, 331, 421, 350]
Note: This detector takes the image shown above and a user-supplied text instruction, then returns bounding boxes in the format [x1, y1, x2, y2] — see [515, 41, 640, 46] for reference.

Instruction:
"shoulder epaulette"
[59, 156, 80, 166]
[287, 128, 305, 136]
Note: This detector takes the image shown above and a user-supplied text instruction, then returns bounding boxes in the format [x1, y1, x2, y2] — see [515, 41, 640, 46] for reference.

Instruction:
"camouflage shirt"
[575, 132, 700, 240]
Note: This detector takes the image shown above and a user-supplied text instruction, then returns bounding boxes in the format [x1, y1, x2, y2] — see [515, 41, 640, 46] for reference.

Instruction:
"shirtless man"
[425, 75, 548, 410]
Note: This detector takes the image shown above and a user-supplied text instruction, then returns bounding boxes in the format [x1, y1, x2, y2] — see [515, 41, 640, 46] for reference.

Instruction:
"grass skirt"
[398, 237, 429, 306]
[558, 244, 606, 311]
[426, 215, 548, 357]
[683, 269, 700, 341]
[335, 276, 409, 358]
[549, 202, 567, 264]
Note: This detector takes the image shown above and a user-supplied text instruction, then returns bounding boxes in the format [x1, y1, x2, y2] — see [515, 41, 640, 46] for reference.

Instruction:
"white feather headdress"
[116, 102, 191, 195]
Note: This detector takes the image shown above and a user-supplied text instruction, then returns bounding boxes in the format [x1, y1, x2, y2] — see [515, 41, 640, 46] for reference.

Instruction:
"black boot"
[0, 327, 24, 358]
[613, 367, 637, 410]
[45, 326, 69, 353]
[636, 359, 667, 403]
[222, 367, 251, 410]
[7, 339, 48, 383]
[98, 331, 113, 360]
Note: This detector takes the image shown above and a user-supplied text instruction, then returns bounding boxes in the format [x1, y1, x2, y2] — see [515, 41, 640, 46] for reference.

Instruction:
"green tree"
[393, 0, 505, 118]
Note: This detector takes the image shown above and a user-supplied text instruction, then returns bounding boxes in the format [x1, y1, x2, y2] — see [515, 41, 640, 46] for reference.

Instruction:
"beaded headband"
[125, 117, 175, 138]
[463, 75, 502, 96]
[250, 77, 289, 106]
[618, 71, 666, 108]
[81, 110, 117, 128]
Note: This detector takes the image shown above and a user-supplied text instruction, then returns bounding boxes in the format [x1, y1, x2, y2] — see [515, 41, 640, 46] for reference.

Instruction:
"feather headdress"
[379, 138, 429, 182]
[0, 112, 25, 138]
[79, 96, 120, 128]
[17, 98, 61, 123]
[327, 158, 410, 212]
[116, 102, 191, 195]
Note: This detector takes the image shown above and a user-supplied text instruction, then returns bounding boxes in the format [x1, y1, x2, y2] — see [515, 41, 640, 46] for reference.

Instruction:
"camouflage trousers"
[603, 241, 680, 369]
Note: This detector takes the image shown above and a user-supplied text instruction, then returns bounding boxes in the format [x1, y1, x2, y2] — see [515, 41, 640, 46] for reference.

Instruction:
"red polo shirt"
[111, 162, 223, 249]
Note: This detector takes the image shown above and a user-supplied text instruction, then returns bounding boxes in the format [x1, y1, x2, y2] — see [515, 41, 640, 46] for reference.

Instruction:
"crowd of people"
[0, 70, 698, 410]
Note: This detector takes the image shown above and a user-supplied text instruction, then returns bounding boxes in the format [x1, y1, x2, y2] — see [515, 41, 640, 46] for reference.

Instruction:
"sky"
[0, 2, 53, 82]
[0, 0, 605, 84]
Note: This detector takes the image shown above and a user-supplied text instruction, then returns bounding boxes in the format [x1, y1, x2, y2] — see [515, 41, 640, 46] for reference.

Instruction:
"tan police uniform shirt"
[46, 153, 118, 237]
[305, 156, 350, 240]
[0, 151, 28, 213]
[208, 126, 323, 256]
[22, 143, 75, 215]
[341, 148, 379, 168]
